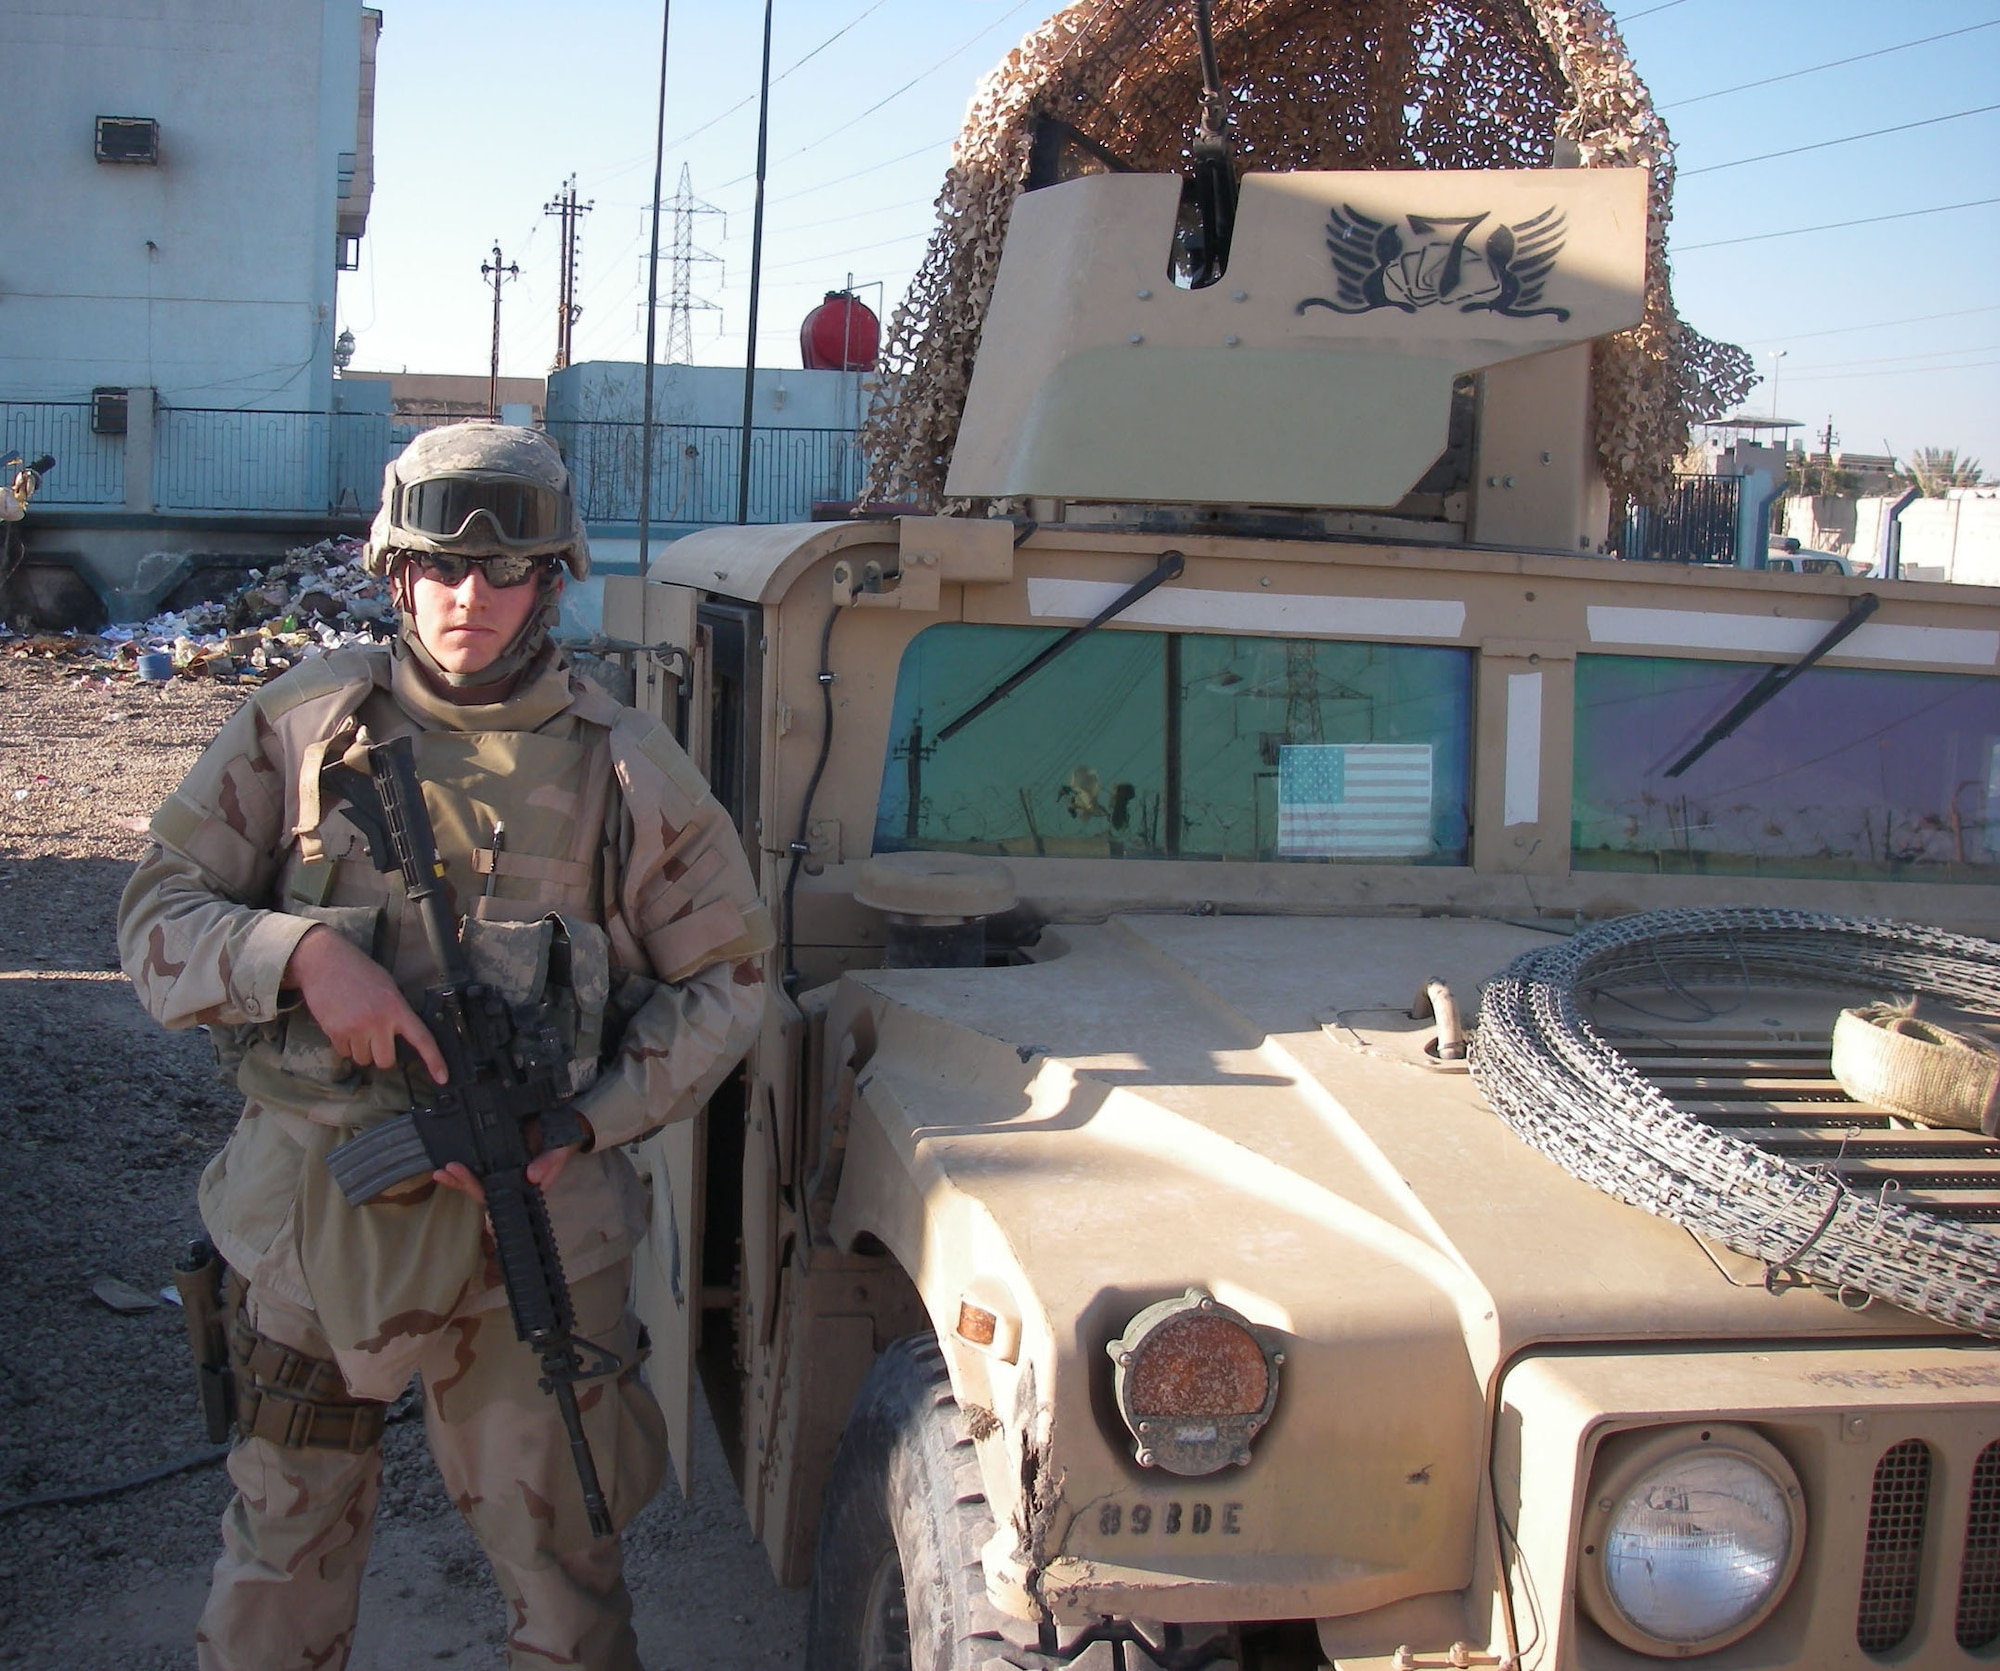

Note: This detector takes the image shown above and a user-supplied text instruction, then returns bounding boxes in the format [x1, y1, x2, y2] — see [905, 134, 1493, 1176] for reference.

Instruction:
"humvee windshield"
[873, 622, 1472, 862]
[1574, 655, 2000, 880]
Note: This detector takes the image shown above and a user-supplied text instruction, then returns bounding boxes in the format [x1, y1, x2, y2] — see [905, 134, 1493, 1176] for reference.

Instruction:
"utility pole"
[543, 177, 593, 372]
[481, 242, 521, 420]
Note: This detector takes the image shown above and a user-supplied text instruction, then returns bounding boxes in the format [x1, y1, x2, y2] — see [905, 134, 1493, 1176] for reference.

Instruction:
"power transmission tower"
[543, 176, 594, 371]
[662, 164, 723, 366]
[480, 242, 520, 419]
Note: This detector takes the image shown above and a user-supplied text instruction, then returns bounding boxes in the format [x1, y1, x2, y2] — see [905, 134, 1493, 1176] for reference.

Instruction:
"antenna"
[542, 176, 594, 371]
[737, 0, 775, 526]
[664, 164, 725, 365]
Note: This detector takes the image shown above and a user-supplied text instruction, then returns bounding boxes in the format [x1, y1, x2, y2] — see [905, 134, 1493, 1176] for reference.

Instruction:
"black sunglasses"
[406, 552, 552, 589]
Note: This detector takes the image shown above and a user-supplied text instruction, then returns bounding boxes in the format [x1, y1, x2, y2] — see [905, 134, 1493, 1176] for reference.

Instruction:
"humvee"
[596, 108, 2000, 1671]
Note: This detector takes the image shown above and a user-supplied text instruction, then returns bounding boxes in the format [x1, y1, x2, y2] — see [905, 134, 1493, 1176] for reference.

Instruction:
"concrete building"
[1, 0, 381, 618]
[1856, 488, 2000, 585]
[4, 0, 378, 413]
[340, 370, 548, 429]
[545, 360, 873, 553]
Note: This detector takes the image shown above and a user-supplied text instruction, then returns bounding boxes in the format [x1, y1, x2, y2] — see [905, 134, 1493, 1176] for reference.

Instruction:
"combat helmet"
[367, 422, 589, 580]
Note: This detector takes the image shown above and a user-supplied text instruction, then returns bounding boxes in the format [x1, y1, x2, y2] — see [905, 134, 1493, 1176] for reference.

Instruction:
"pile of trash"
[0, 536, 393, 685]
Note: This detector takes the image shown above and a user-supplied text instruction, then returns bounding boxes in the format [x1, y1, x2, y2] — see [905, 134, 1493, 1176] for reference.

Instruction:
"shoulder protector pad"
[251, 648, 383, 723]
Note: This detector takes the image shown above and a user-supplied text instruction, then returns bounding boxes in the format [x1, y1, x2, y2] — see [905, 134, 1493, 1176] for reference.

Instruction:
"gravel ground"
[0, 654, 803, 1668]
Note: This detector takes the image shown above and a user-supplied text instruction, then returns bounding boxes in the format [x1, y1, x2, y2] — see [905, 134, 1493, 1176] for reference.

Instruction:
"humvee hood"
[840, 912, 1942, 1393]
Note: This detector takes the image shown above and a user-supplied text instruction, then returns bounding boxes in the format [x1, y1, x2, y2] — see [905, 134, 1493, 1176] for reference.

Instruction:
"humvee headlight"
[1106, 1288, 1281, 1477]
[1578, 1424, 1805, 1657]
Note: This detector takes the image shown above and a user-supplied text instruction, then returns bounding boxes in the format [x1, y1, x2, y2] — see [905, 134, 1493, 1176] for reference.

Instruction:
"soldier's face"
[407, 563, 547, 674]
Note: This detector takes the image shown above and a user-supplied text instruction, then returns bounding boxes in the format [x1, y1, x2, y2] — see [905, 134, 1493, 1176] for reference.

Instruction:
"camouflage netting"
[861, 0, 1756, 517]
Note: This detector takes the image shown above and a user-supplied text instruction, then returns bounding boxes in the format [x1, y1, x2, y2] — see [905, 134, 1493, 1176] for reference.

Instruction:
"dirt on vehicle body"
[598, 9, 2000, 1669]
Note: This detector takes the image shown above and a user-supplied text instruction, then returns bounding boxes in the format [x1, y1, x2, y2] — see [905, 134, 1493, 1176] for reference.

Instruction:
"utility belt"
[172, 1238, 388, 1453]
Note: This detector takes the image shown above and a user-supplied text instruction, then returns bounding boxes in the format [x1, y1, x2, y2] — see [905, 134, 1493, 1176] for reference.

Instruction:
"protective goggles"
[394, 473, 569, 549]
[406, 551, 552, 588]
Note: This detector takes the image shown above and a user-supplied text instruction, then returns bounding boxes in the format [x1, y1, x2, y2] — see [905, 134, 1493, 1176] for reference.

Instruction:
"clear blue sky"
[343, 0, 2000, 470]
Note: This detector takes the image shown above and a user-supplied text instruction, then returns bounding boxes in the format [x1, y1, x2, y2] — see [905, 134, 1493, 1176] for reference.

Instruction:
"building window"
[874, 621, 1473, 863]
[95, 117, 160, 165]
[336, 235, 361, 272]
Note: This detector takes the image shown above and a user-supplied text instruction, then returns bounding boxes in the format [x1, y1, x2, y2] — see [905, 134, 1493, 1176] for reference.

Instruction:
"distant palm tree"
[1905, 447, 1985, 496]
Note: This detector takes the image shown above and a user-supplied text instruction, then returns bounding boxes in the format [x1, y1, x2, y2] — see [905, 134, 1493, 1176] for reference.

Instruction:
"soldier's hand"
[433, 1114, 593, 1204]
[283, 924, 448, 1084]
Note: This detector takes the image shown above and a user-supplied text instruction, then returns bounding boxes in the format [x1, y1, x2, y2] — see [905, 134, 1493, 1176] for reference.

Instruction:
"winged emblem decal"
[1296, 205, 1572, 322]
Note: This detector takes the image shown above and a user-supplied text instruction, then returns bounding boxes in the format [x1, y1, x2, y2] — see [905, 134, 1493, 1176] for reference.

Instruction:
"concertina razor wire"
[1470, 908, 2000, 1339]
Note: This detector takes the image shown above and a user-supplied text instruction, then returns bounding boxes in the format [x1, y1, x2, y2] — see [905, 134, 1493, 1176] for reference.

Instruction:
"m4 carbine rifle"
[320, 732, 617, 1538]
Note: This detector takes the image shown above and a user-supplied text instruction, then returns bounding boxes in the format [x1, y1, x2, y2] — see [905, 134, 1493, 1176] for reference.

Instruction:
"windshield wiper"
[1664, 591, 1880, 779]
[934, 549, 1186, 745]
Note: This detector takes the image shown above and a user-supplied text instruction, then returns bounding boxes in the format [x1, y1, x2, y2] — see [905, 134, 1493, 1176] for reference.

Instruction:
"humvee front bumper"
[1479, 1341, 2000, 1670]
[981, 1340, 2000, 1669]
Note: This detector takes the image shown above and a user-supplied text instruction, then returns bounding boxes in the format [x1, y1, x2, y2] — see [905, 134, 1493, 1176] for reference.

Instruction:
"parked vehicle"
[1769, 537, 1868, 576]
[597, 24, 2000, 1671]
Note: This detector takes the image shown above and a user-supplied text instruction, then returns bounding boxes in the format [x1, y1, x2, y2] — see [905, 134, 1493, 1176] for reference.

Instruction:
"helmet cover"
[367, 422, 589, 580]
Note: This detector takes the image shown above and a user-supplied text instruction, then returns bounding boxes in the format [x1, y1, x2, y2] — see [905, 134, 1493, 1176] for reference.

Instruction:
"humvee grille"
[1857, 1439, 1932, 1653]
[1620, 1033, 2000, 1222]
[1619, 1030, 2000, 1657]
[1958, 1441, 2000, 1649]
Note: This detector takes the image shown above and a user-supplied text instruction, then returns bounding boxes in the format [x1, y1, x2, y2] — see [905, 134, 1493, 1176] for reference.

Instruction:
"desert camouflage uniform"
[119, 643, 772, 1671]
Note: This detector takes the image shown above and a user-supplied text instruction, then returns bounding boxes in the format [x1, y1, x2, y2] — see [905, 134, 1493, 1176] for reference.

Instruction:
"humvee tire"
[806, 1331, 1002, 1671]
[806, 1333, 1239, 1671]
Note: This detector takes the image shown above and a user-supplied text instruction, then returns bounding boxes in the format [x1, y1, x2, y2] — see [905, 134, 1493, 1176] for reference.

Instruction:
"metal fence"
[154, 407, 389, 514]
[1615, 474, 1742, 564]
[0, 402, 867, 526]
[0, 403, 126, 506]
[548, 421, 867, 525]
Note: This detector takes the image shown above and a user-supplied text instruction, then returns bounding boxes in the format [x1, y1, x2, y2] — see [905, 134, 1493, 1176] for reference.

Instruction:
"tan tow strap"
[1831, 1003, 2000, 1135]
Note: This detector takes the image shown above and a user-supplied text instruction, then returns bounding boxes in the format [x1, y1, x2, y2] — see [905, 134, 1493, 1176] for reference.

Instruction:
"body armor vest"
[239, 698, 618, 1123]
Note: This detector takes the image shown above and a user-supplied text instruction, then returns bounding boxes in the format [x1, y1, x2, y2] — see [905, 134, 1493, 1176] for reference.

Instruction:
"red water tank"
[800, 291, 880, 372]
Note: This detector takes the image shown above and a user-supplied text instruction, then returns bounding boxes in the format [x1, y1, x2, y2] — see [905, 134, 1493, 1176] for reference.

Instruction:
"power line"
[579, 0, 899, 195]
[1622, 0, 1690, 21]
[1741, 302, 2000, 346]
[762, 229, 930, 276]
[1787, 341, 2000, 375]
[1784, 357, 2000, 384]
[654, 0, 896, 158]
[1662, 19, 2000, 110]
[1675, 195, 2000, 251]
[780, 193, 934, 237]
[717, 0, 1042, 188]
[691, 186, 933, 249]
[1681, 102, 2000, 177]
[768, 136, 954, 205]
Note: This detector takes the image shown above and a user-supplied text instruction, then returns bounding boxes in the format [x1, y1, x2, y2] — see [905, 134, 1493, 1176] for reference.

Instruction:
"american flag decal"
[1277, 743, 1435, 858]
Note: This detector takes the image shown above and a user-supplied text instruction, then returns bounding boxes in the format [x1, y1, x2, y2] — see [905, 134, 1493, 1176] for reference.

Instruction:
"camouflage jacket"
[119, 644, 771, 1397]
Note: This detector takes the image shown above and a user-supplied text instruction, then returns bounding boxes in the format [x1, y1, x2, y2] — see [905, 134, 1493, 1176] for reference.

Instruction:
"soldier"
[119, 423, 771, 1671]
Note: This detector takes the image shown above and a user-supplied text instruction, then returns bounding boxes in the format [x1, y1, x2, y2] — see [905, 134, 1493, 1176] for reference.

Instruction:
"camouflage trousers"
[196, 1260, 668, 1671]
